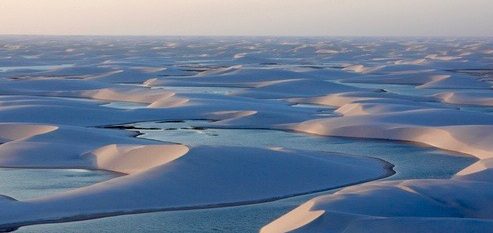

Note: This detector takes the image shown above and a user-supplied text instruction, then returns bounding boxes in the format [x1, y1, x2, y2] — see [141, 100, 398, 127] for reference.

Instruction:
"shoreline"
[0, 160, 395, 232]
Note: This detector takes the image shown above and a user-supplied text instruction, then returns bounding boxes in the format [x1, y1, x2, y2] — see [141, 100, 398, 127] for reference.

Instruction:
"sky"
[0, 0, 492, 37]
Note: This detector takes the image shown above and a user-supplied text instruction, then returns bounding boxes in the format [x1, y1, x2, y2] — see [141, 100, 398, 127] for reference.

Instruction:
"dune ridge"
[265, 91, 493, 232]
[0, 123, 58, 143]
[1, 36, 493, 232]
[88, 144, 189, 174]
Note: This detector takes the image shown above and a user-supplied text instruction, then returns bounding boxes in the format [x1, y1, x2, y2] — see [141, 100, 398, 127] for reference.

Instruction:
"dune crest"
[205, 110, 258, 121]
[260, 200, 325, 233]
[88, 144, 189, 174]
[342, 64, 383, 74]
[435, 91, 493, 107]
[291, 120, 493, 160]
[2, 36, 493, 232]
[82, 87, 189, 108]
[0, 123, 58, 143]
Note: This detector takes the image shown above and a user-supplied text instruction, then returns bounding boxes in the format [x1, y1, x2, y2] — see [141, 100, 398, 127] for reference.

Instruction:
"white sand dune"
[259, 39, 493, 231]
[237, 79, 363, 98]
[435, 91, 493, 107]
[426, 54, 462, 61]
[342, 64, 384, 74]
[342, 72, 446, 85]
[0, 93, 314, 127]
[204, 110, 258, 123]
[82, 87, 190, 108]
[89, 144, 189, 174]
[334, 102, 425, 116]
[417, 74, 491, 89]
[342, 72, 491, 90]
[288, 91, 433, 109]
[0, 146, 390, 227]
[89, 69, 165, 83]
[196, 65, 243, 76]
[455, 158, 493, 182]
[1, 36, 493, 232]
[0, 123, 57, 143]
[0, 124, 163, 168]
[146, 67, 310, 88]
[289, 112, 493, 159]
[262, 179, 493, 233]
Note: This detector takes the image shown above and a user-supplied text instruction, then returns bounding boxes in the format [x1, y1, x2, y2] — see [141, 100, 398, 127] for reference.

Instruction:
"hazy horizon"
[1, 0, 493, 37]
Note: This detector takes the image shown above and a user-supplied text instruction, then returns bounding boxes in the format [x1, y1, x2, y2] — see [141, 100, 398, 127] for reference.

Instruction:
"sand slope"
[1, 36, 493, 232]
[0, 146, 390, 227]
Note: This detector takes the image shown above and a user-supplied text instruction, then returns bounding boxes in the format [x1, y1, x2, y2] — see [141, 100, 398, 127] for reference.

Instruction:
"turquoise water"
[0, 64, 73, 73]
[0, 168, 117, 201]
[17, 202, 300, 233]
[1, 36, 491, 233]
[133, 120, 475, 180]
[102, 101, 148, 109]
[16, 120, 476, 233]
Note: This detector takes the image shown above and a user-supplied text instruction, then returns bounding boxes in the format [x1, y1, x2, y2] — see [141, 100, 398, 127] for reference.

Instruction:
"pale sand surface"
[0, 36, 492, 232]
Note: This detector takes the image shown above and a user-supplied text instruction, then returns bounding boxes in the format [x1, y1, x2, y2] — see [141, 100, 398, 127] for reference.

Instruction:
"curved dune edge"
[262, 178, 493, 233]
[289, 118, 493, 176]
[334, 102, 422, 116]
[3, 37, 493, 232]
[205, 110, 258, 121]
[147, 95, 189, 108]
[0, 123, 58, 143]
[263, 117, 493, 232]
[0, 146, 393, 230]
[435, 91, 493, 107]
[260, 200, 325, 233]
[454, 158, 493, 182]
[342, 64, 383, 74]
[81, 87, 190, 108]
[290, 122, 493, 160]
[88, 144, 189, 174]
[288, 91, 433, 111]
[417, 74, 490, 89]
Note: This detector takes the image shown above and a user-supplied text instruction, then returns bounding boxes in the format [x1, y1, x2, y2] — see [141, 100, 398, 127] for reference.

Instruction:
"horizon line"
[1, 33, 492, 39]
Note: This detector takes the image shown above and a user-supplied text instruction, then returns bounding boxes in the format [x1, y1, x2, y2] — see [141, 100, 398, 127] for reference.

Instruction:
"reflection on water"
[0, 168, 117, 201]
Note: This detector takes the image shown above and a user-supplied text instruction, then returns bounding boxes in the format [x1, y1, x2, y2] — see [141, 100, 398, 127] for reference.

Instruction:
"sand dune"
[89, 144, 189, 174]
[1, 36, 493, 232]
[417, 74, 490, 89]
[261, 40, 493, 231]
[0, 146, 390, 227]
[290, 115, 493, 159]
[342, 72, 439, 85]
[435, 91, 493, 106]
[335, 102, 423, 116]
[342, 64, 383, 74]
[455, 158, 493, 182]
[82, 87, 189, 108]
[237, 79, 362, 98]
[262, 178, 493, 233]
[0, 123, 57, 143]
